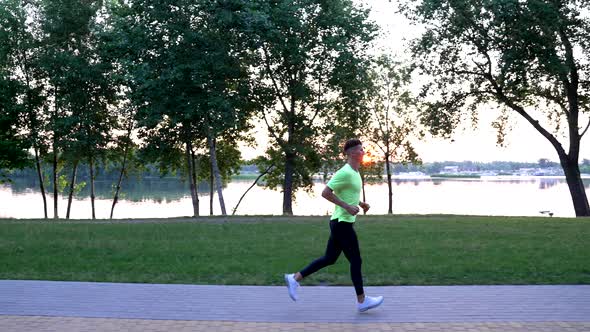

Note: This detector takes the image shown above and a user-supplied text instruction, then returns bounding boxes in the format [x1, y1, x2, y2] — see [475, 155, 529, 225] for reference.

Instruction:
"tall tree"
[108, 105, 139, 219]
[198, 1, 256, 216]
[0, 2, 29, 180]
[0, 76, 29, 182]
[108, 0, 254, 216]
[366, 55, 421, 214]
[1, 0, 51, 216]
[247, 0, 378, 214]
[39, 0, 118, 219]
[401, 0, 590, 216]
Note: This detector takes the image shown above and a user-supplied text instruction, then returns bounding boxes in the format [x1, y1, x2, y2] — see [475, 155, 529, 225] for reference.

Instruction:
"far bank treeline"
[9, 159, 590, 183]
[1, 0, 590, 217]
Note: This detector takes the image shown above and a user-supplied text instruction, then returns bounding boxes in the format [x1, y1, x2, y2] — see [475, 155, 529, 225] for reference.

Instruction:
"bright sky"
[240, 0, 590, 163]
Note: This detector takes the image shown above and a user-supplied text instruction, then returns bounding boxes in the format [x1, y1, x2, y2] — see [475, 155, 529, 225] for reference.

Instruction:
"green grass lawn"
[1, 215, 589, 286]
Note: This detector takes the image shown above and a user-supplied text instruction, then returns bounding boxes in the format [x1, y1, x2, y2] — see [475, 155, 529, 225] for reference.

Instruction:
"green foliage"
[360, 160, 384, 184]
[0, 75, 29, 178]
[197, 140, 243, 185]
[400, 0, 590, 215]
[401, 0, 590, 140]
[1, 0, 51, 170]
[56, 174, 68, 193]
[366, 54, 422, 166]
[106, 134, 143, 179]
[107, 0, 254, 178]
[247, 0, 378, 206]
[0, 0, 33, 179]
[74, 181, 87, 195]
[38, 0, 119, 159]
[258, 143, 322, 196]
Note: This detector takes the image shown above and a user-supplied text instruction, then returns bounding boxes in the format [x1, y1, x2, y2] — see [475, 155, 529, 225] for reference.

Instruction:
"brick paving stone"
[1, 280, 589, 331]
[1, 317, 590, 332]
[1, 281, 588, 323]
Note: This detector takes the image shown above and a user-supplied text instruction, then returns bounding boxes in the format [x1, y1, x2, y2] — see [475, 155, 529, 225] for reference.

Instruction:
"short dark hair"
[343, 138, 362, 154]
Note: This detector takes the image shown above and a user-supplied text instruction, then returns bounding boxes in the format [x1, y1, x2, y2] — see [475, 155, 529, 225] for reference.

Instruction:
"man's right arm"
[322, 186, 360, 216]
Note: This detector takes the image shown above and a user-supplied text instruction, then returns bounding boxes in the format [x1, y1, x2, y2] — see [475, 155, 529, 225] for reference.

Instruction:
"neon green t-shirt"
[327, 163, 362, 223]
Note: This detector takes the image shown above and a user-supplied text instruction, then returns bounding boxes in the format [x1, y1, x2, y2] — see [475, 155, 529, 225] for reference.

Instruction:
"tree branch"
[260, 46, 289, 150]
[557, 26, 581, 157]
[232, 163, 275, 215]
[453, 68, 488, 77]
[307, 70, 323, 126]
[374, 140, 387, 155]
[531, 89, 569, 115]
[558, 26, 579, 91]
[262, 46, 291, 118]
[464, 40, 569, 156]
[581, 117, 590, 138]
[371, 102, 388, 144]
[487, 75, 567, 156]
[262, 110, 286, 150]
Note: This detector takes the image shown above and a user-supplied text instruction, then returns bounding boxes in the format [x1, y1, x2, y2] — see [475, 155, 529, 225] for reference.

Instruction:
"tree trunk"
[33, 146, 48, 219]
[52, 141, 58, 219]
[494, 66, 589, 216]
[191, 149, 200, 216]
[210, 160, 214, 215]
[208, 133, 227, 215]
[89, 156, 96, 219]
[282, 152, 295, 215]
[110, 143, 130, 219]
[386, 155, 393, 214]
[185, 141, 199, 217]
[560, 155, 590, 217]
[66, 160, 78, 219]
[24, 59, 46, 218]
[53, 88, 59, 219]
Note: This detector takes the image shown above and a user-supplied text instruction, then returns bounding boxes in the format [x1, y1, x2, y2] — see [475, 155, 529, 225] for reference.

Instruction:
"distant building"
[442, 166, 459, 173]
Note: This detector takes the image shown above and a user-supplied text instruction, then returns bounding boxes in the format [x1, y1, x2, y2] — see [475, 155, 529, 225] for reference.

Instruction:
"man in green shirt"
[284, 139, 384, 312]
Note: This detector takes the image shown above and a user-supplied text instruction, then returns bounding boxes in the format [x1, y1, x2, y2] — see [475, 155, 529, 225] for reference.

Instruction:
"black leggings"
[300, 219, 364, 296]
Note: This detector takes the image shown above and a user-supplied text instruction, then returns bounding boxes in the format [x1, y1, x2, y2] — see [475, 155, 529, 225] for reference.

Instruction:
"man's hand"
[345, 204, 360, 216]
[359, 202, 370, 213]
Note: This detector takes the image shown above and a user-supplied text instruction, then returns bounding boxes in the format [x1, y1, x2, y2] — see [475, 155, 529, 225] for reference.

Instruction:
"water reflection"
[539, 178, 559, 189]
[6, 176, 216, 202]
[6, 176, 585, 201]
[483, 178, 536, 184]
[392, 178, 428, 186]
[431, 179, 443, 186]
[2, 176, 589, 219]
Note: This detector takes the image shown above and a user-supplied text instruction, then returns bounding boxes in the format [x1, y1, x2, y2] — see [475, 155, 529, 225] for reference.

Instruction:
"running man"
[284, 138, 384, 312]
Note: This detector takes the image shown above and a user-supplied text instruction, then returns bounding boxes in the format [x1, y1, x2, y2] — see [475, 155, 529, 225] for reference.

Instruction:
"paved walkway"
[1, 280, 589, 331]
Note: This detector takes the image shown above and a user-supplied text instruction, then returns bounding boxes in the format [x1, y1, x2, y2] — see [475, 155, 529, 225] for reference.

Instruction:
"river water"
[2, 175, 590, 219]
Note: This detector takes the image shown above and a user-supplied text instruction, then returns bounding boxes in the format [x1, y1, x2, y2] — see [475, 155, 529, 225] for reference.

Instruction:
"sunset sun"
[362, 152, 378, 165]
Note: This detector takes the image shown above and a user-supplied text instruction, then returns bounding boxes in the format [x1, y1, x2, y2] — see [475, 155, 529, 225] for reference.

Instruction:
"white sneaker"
[284, 273, 299, 301]
[357, 295, 384, 312]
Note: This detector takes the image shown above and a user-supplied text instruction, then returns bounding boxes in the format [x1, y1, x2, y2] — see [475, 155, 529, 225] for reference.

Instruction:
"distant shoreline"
[231, 173, 590, 180]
